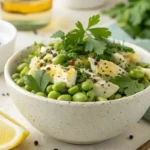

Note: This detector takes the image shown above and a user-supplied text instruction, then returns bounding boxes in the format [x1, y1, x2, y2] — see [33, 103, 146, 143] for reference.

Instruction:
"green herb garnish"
[51, 14, 111, 56]
[24, 70, 50, 92]
[103, 0, 150, 39]
[111, 75, 145, 96]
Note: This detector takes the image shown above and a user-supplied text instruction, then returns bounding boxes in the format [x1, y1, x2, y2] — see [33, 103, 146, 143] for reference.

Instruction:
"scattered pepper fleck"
[34, 140, 39, 146]
[129, 135, 134, 140]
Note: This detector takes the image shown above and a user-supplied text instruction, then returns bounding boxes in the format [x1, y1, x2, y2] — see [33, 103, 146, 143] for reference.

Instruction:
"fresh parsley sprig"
[24, 70, 50, 92]
[111, 75, 145, 96]
[51, 14, 111, 56]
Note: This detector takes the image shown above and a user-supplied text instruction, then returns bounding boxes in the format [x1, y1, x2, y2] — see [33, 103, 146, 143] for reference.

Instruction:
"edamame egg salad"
[12, 14, 150, 102]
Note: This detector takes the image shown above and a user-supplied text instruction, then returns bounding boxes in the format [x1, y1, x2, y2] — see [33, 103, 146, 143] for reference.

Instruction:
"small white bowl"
[0, 20, 16, 73]
[4, 41, 150, 144]
[60, 0, 106, 9]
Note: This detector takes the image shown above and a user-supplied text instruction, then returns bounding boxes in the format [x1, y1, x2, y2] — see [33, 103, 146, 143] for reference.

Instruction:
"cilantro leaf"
[89, 27, 111, 39]
[24, 70, 50, 92]
[85, 36, 106, 55]
[88, 14, 100, 28]
[111, 75, 145, 96]
[24, 75, 41, 92]
[51, 30, 65, 38]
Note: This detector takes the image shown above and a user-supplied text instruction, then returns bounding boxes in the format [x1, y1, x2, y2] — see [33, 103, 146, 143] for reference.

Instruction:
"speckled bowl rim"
[4, 40, 150, 106]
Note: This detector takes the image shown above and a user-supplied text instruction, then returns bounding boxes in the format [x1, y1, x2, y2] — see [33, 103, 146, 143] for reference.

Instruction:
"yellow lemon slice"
[0, 111, 29, 150]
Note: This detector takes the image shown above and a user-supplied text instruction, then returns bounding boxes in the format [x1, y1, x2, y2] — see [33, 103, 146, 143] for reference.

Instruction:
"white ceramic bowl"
[60, 0, 106, 9]
[0, 20, 16, 73]
[4, 41, 150, 144]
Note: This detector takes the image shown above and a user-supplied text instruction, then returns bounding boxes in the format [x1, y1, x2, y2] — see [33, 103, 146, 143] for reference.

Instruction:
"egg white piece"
[40, 46, 52, 53]
[28, 56, 40, 75]
[80, 69, 119, 98]
[93, 80, 119, 98]
[112, 53, 129, 69]
[42, 64, 77, 87]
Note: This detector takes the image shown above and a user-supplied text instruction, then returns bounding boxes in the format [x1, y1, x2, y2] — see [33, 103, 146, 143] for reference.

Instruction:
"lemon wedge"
[0, 111, 29, 150]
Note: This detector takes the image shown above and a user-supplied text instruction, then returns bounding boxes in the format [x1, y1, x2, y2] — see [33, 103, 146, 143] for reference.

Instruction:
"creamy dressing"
[0, 33, 10, 46]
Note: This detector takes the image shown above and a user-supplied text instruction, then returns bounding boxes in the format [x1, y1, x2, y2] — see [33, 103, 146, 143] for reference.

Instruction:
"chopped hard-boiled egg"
[28, 56, 40, 75]
[42, 64, 77, 87]
[93, 80, 119, 98]
[40, 46, 51, 53]
[111, 53, 129, 69]
[88, 57, 127, 77]
[80, 69, 119, 98]
[120, 52, 140, 62]
[43, 54, 53, 61]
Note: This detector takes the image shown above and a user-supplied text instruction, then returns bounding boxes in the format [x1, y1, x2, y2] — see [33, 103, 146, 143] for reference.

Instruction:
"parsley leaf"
[51, 14, 112, 57]
[24, 75, 41, 92]
[88, 14, 100, 29]
[51, 30, 65, 38]
[124, 81, 145, 96]
[89, 27, 111, 39]
[103, 0, 150, 39]
[85, 36, 106, 55]
[111, 75, 145, 96]
[76, 21, 85, 32]
[24, 70, 50, 92]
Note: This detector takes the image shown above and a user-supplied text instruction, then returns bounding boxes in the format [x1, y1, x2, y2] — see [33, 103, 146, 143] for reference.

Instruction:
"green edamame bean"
[12, 73, 20, 80]
[46, 85, 53, 93]
[118, 88, 124, 94]
[52, 82, 67, 93]
[54, 42, 61, 50]
[48, 91, 60, 99]
[20, 66, 29, 78]
[87, 90, 95, 101]
[36, 92, 46, 97]
[141, 78, 150, 88]
[96, 96, 107, 101]
[31, 90, 36, 94]
[68, 86, 79, 95]
[129, 69, 144, 79]
[109, 94, 116, 100]
[17, 63, 28, 72]
[57, 94, 72, 101]
[73, 92, 87, 102]
[24, 85, 32, 91]
[14, 78, 20, 83]
[115, 94, 122, 99]
[81, 91, 86, 95]
[16, 78, 25, 87]
[136, 62, 149, 68]
[81, 79, 93, 91]
[53, 54, 67, 65]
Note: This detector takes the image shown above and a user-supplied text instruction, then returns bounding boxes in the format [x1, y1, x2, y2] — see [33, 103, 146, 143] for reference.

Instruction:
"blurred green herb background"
[103, 0, 150, 39]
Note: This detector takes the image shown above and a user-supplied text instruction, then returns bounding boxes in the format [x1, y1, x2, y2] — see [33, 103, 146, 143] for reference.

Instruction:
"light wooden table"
[0, 0, 150, 149]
